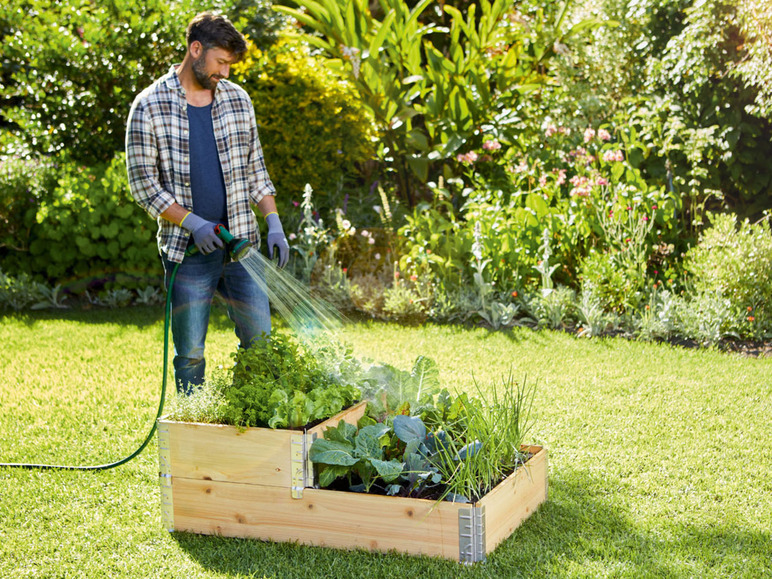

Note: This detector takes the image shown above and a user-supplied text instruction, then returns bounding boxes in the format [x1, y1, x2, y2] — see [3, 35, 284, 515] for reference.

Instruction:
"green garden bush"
[683, 212, 772, 339]
[234, 36, 375, 217]
[0, 156, 58, 266]
[1, 153, 161, 291]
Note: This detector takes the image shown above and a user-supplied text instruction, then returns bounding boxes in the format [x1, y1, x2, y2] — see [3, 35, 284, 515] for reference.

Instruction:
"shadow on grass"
[488, 469, 772, 577]
[0, 305, 164, 329]
[171, 468, 771, 579]
[2, 301, 248, 332]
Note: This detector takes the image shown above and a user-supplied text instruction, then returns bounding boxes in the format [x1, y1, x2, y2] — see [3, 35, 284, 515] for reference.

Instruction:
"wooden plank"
[162, 421, 293, 486]
[160, 401, 368, 488]
[479, 446, 548, 553]
[307, 400, 368, 437]
[172, 480, 466, 560]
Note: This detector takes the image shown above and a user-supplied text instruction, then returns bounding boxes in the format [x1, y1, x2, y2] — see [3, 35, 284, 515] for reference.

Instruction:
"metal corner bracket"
[458, 504, 486, 564]
[290, 432, 316, 499]
[157, 420, 175, 532]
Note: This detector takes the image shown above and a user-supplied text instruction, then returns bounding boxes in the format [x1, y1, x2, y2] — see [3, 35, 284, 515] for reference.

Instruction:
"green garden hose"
[0, 262, 180, 471]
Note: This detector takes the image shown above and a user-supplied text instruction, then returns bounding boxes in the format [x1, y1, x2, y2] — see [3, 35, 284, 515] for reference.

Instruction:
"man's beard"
[192, 53, 219, 90]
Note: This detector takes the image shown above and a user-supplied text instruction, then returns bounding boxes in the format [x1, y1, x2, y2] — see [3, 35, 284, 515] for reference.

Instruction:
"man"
[126, 12, 289, 395]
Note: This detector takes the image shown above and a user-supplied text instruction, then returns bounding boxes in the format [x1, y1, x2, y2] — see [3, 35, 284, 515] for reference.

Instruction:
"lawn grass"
[1, 306, 771, 578]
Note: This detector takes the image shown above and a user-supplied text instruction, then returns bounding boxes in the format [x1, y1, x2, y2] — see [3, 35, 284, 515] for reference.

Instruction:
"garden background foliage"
[1, 0, 771, 342]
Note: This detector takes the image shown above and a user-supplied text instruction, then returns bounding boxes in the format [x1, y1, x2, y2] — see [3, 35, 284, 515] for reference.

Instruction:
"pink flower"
[410, 274, 418, 282]
[584, 128, 596, 143]
[539, 175, 548, 187]
[545, 124, 558, 137]
[482, 139, 501, 151]
[457, 151, 479, 164]
[555, 169, 567, 186]
[602, 150, 624, 163]
[595, 177, 609, 186]
[598, 129, 612, 141]
[570, 147, 588, 158]
[514, 161, 528, 173]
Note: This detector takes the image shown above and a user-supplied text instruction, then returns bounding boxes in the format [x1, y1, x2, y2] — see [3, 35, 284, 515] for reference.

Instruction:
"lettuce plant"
[223, 333, 359, 429]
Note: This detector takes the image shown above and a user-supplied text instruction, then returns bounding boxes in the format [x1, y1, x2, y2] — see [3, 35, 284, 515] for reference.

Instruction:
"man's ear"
[190, 40, 203, 58]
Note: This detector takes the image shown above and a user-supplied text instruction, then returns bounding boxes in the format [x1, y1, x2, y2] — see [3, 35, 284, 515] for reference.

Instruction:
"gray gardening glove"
[182, 213, 224, 255]
[266, 213, 290, 268]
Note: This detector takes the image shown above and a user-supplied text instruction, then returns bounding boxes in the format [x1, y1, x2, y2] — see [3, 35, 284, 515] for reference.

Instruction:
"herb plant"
[223, 333, 359, 429]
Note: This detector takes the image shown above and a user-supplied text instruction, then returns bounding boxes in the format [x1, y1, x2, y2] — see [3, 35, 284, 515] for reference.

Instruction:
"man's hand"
[181, 212, 224, 255]
[266, 213, 290, 268]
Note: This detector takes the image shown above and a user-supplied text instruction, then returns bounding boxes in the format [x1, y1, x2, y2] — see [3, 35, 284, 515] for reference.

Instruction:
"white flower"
[361, 230, 370, 237]
[368, 237, 375, 245]
[472, 222, 484, 261]
[373, 205, 382, 214]
[340, 219, 351, 230]
[289, 233, 297, 240]
[374, 253, 381, 260]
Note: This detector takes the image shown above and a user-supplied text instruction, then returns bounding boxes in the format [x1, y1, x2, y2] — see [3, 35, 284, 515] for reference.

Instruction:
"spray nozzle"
[183, 224, 252, 260]
[214, 224, 252, 261]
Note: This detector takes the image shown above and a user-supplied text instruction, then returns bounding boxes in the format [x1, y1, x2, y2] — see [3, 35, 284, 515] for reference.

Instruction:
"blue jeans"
[163, 248, 271, 395]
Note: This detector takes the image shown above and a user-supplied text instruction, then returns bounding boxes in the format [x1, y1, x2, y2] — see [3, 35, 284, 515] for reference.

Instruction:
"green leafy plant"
[672, 289, 736, 347]
[311, 358, 537, 503]
[526, 285, 577, 330]
[359, 355, 441, 421]
[275, 0, 571, 204]
[3, 153, 160, 291]
[682, 211, 772, 340]
[634, 286, 677, 341]
[576, 283, 618, 338]
[310, 420, 403, 492]
[165, 371, 230, 424]
[135, 286, 164, 306]
[0, 270, 42, 311]
[224, 333, 359, 429]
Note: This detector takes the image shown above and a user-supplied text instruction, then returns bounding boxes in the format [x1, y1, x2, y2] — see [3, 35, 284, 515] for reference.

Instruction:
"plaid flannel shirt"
[126, 65, 275, 263]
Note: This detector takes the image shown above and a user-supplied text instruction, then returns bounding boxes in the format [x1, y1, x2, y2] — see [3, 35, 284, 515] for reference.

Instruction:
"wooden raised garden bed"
[157, 406, 547, 563]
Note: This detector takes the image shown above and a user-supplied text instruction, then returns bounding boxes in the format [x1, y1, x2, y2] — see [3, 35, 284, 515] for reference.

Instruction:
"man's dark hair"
[186, 12, 247, 60]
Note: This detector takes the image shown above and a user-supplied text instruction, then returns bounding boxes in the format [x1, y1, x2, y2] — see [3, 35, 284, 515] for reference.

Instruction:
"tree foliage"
[274, 0, 587, 204]
[549, 0, 772, 220]
[0, 0, 286, 165]
[0, 0, 189, 164]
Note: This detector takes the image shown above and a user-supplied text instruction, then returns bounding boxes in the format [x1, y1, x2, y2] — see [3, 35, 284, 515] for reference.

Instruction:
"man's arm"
[246, 103, 276, 206]
[125, 98, 177, 219]
[160, 202, 192, 226]
[255, 195, 278, 218]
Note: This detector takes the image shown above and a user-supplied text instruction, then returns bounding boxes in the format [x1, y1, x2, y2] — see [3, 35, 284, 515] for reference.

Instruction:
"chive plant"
[434, 371, 536, 502]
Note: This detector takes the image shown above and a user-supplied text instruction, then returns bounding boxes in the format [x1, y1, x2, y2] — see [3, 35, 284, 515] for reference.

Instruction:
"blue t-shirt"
[187, 103, 228, 227]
